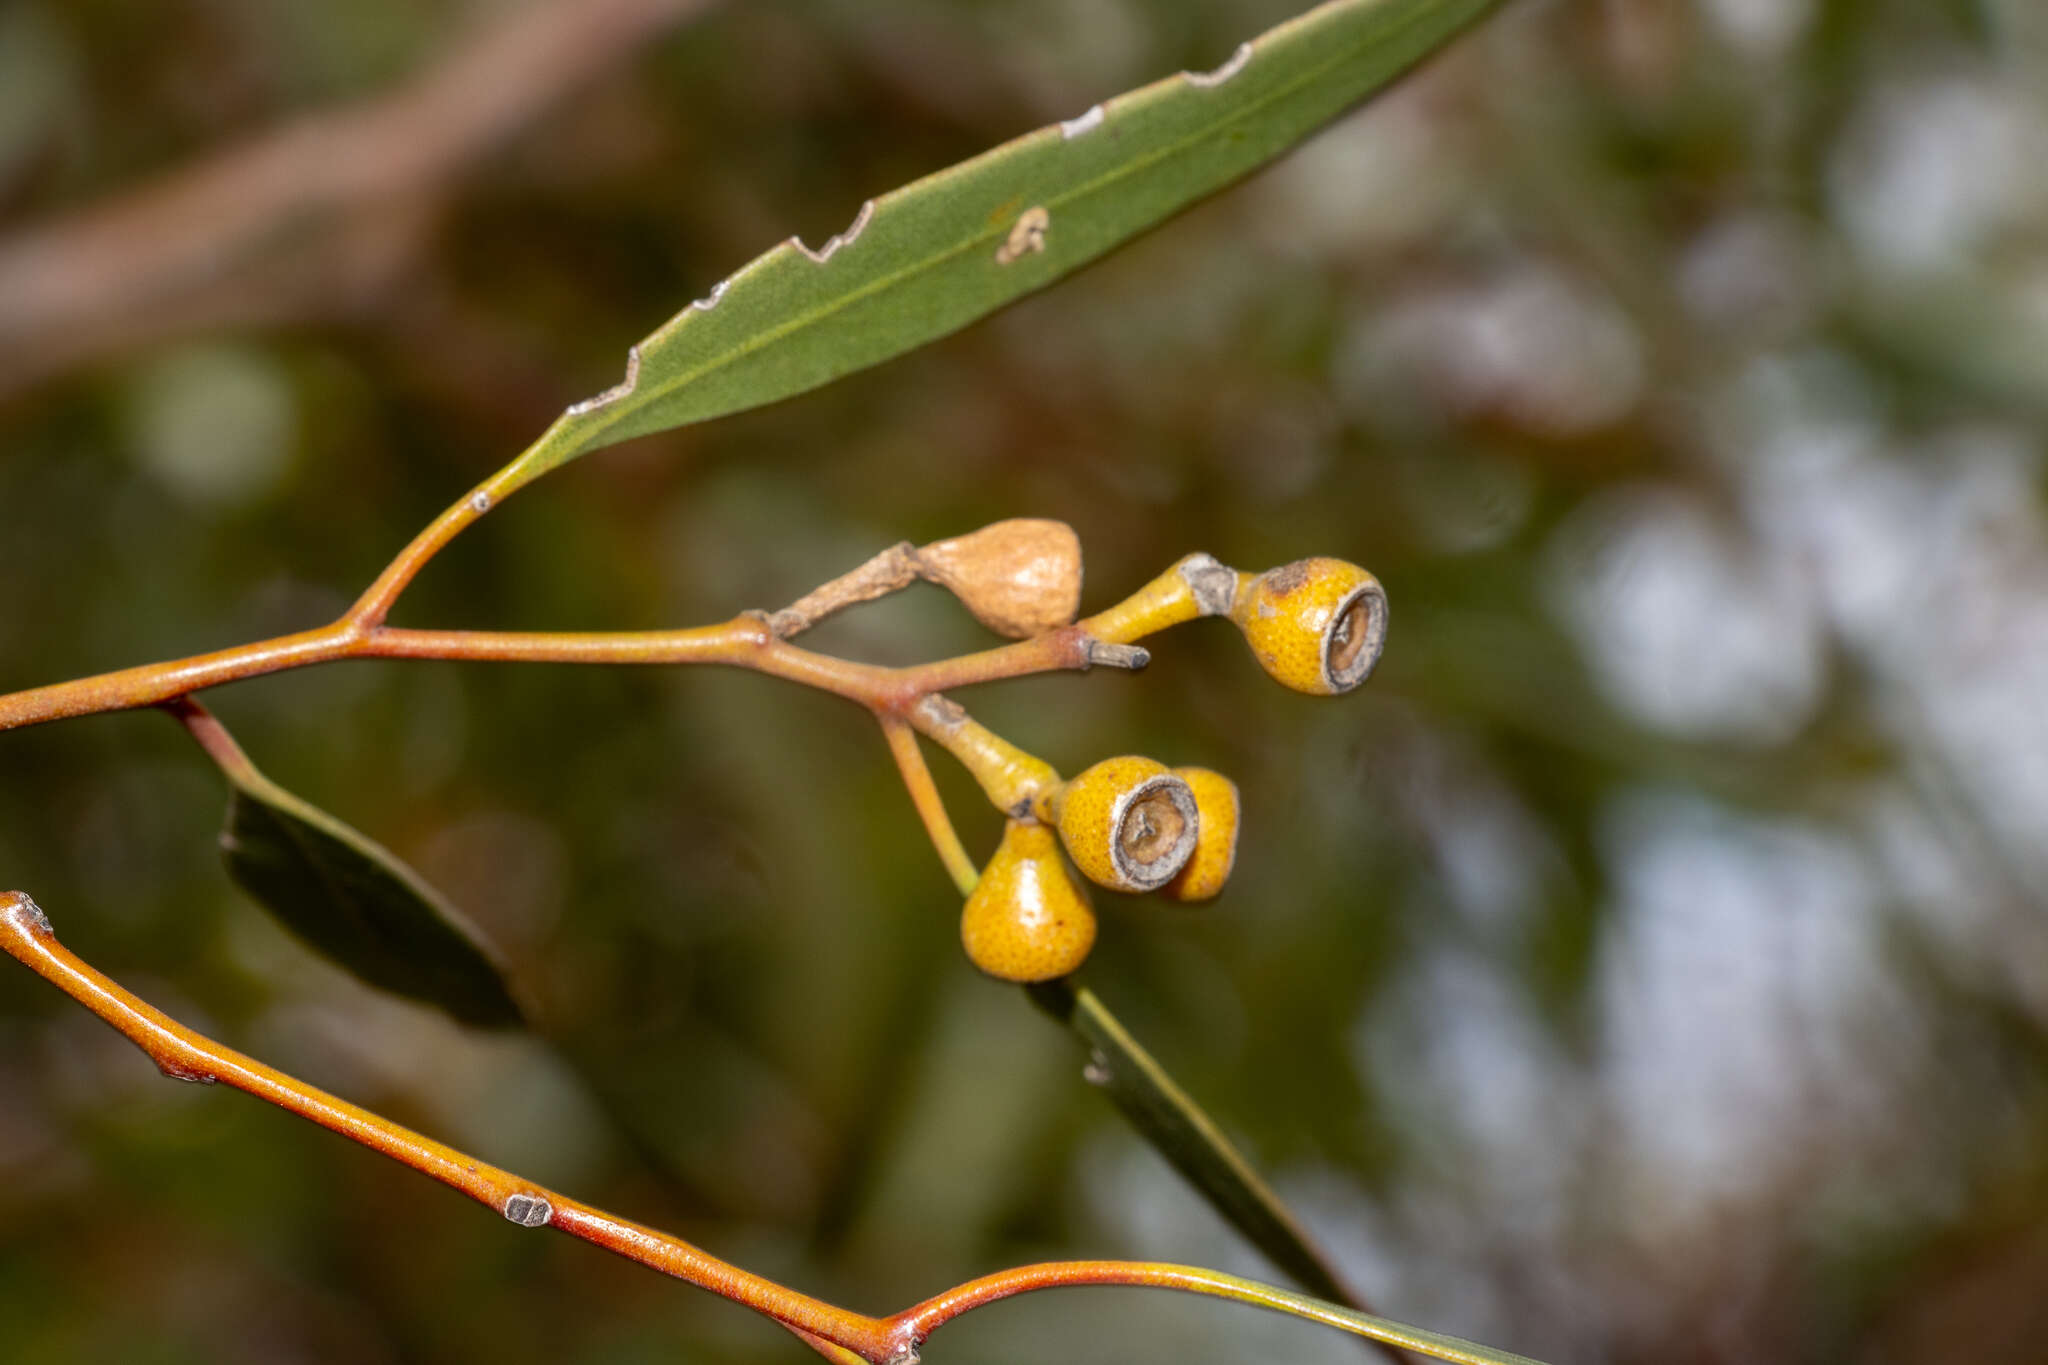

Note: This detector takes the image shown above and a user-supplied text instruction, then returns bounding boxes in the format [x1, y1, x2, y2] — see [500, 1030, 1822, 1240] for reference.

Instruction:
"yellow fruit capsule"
[1160, 767, 1240, 903]
[1052, 757, 1199, 893]
[961, 819, 1097, 982]
[1230, 557, 1388, 695]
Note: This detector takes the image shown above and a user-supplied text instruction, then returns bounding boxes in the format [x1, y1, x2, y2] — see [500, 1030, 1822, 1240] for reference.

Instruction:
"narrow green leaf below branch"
[1026, 979, 1372, 1325]
[165, 700, 526, 1029]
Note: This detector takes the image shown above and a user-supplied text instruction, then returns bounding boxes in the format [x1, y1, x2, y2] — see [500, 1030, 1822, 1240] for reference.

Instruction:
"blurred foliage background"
[3, 0, 2048, 1361]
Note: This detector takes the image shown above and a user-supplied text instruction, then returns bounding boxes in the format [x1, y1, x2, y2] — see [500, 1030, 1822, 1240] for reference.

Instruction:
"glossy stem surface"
[878, 714, 979, 896]
[0, 893, 906, 1363]
[0, 616, 1111, 735]
[893, 1259, 1533, 1365]
[0, 890, 1532, 1365]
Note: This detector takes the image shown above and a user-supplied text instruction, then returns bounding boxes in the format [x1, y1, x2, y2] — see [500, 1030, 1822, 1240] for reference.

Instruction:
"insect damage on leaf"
[995, 207, 1051, 265]
[792, 200, 876, 265]
[499, 0, 1504, 490]
[690, 278, 730, 313]
[1186, 41, 1253, 88]
[1059, 104, 1105, 139]
[565, 344, 642, 416]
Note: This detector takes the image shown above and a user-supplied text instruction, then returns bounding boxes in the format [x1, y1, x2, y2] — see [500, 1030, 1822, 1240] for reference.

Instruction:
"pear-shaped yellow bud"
[961, 819, 1097, 982]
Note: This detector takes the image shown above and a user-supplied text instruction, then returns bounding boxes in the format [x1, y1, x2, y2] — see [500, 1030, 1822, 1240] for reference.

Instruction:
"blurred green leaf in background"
[165, 698, 529, 1031]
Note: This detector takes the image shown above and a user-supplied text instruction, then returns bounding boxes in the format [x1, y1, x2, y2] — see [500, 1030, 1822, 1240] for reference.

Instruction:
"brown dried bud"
[914, 519, 1082, 639]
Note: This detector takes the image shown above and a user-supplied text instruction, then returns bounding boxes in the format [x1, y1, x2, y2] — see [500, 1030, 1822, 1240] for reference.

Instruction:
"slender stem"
[1078, 552, 1240, 646]
[0, 515, 1198, 739]
[345, 468, 525, 628]
[0, 891, 1533, 1365]
[909, 624, 1137, 695]
[908, 695, 1063, 819]
[364, 621, 767, 666]
[785, 1325, 875, 1365]
[362, 625, 1093, 707]
[882, 1260, 1536, 1365]
[0, 623, 360, 731]
[158, 696, 260, 782]
[877, 714, 978, 896]
[0, 617, 1125, 736]
[768, 541, 921, 639]
[896, 1261, 1357, 1341]
[0, 892, 908, 1364]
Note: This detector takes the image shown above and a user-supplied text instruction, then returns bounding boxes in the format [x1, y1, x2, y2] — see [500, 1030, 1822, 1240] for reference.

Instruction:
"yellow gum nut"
[1052, 756, 1200, 893]
[960, 819, 1097, 982]
[1160, 767, 1240, 903]
[1230, 557, 1388, 696]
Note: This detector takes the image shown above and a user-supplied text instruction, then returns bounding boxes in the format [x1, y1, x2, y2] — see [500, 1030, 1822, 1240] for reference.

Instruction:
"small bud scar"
[504, 1193, 553, 1227]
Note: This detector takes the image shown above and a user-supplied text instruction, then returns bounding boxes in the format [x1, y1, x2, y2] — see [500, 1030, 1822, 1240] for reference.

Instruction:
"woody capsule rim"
[1105, 772, 1200, 892]
[1322, 577, 1389, 694]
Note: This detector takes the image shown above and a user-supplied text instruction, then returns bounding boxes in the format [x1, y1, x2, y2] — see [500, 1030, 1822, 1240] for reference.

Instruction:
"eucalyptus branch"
[0, 890, 1536, 1365]
[0, 612, 1127, 735]
[0, 512, 1403, 1344]
[0, 0, 1538, 1357]
[0, 891, 904, 1360]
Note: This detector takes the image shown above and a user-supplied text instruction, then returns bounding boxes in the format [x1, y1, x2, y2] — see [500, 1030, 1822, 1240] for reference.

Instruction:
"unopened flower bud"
[1230, 558, 1387, 695]
[961, 819, 1097, 982]
[916, 519, 1082, 639]
[1053, 757, 1199, 893]
[1159, 767, 1240, 903]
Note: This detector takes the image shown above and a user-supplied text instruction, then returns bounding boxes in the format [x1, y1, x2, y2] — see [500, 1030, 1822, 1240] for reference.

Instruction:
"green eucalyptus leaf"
[172, 702, 524, 1028]
[1028, 980, 1362, 1314]
[220, 780, 524, 1028]
[496, 0, 1499, 489]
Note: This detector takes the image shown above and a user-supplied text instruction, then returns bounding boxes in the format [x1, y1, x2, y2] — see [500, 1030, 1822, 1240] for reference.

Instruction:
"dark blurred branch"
[0, 0, 718, 401]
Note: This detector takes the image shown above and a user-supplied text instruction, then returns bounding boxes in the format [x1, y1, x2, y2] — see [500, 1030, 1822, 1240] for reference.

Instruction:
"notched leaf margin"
[527, 0, 1498, 475]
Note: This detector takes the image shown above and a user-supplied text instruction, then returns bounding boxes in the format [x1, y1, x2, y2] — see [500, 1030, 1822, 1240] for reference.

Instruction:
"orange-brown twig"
[0, 489, 1433, 1360]
[878, 715, 980, 896]
[0, 891, 909, 1363]
[0, 614, 1123, 735]
[0, 889, 1530, 1365]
